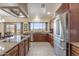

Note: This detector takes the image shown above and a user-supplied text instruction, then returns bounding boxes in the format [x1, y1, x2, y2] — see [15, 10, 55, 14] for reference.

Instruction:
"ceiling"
[0, 3, 27, 18]
[0, 3, 61, 19]
[0, 9, 13, 17]
[27, 3, 61, 18]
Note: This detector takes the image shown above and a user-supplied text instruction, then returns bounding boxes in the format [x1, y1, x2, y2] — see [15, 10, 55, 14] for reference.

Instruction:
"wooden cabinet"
[33, 33, 48, 42]
[33, 33, 53, 46]
[18, 41, 25, 56]
[4, 36, 30, 56]
[24, 39, 29, 55]
[19, 37, 30, 56]
[70, 44, 79, 56]
[70, 4, 79, 12]
[5, 46, 18, 56]
[48, 34, 53, 47]
[69, 4, 79, 42]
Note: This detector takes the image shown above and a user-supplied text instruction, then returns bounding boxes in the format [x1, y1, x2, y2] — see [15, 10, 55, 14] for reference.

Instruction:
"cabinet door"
[70, 4, 79, 42]
[5, 46, 18, 56]
[33, 33, 48, 42]
[41, 34, 48, 42]
[70, 4, 79, 12]
[48, 35, 53, 46]
[19, 41, 25, 56]
[24, 40, 29, 55]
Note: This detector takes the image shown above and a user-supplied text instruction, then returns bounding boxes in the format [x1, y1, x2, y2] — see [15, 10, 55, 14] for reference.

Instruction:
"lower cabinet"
[18, 41, 25, 56]
[47, 34, 53, 47]
[70, 44, 79, 56]
[33, 33, 48, 42]
[33, 33, 53, 46]
[24, 40, 29, 55]
[4, 37, 30, 56]
[5, 46, 18, 56]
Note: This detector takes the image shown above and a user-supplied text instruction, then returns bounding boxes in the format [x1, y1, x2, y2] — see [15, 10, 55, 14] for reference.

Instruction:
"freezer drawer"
[54, 43, 66, 56]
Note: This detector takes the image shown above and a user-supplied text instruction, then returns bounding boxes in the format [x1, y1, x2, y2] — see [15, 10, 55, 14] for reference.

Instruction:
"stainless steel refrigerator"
[53, 12, 69, 56]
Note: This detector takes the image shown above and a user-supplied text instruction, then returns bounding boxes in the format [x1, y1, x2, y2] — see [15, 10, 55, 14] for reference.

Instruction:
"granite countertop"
[0, 35, 30, 56]
[71, 42, 79, 48]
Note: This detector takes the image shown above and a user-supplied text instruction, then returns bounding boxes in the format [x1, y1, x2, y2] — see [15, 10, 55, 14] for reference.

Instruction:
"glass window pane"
[30, 22, 47, 32]
[42, 23, 46, 30]
[30, 23, 33, 30]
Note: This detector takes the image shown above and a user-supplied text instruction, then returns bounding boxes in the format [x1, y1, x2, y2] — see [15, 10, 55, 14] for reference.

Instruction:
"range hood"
[0, 3, 28, 18]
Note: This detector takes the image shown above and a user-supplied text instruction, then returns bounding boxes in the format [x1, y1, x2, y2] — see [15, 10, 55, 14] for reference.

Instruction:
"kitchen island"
[0, 35, 30, 56]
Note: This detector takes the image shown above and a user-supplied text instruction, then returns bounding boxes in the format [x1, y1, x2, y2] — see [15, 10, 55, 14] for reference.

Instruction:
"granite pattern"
[0, 35, 30, 56]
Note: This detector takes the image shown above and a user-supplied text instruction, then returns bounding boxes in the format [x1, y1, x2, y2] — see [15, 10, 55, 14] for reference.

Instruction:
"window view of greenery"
[29, 22, 47, 32]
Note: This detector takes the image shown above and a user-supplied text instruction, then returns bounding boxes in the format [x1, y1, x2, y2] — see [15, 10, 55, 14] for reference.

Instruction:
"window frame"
[29, 22, 48, 32]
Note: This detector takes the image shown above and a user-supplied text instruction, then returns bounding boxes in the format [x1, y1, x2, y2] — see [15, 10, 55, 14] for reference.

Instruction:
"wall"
[0, 16, 52, 36]
[0, 23, 4, 36]
[0, 16, 27, 37]
[26, 16, 52, 33]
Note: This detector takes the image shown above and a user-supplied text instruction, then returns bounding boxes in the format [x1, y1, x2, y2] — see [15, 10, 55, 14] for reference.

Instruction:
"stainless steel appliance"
[53, 12, 69, 56]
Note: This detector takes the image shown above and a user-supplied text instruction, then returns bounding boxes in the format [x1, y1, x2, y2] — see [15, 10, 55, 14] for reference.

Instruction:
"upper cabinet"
[69, 4, 79, 12]
[69, 4, 79, 42]
[56, 3, 69, 14]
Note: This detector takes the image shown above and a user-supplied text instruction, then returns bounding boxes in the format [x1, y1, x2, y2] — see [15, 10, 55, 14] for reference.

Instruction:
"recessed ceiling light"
[47, 12, 50, 15]
[18, 13, 25, 18]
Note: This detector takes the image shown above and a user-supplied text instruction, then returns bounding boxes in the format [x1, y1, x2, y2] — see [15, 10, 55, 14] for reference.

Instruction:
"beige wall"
[26, 16, 52, 32]
[0, 16, 27, 37]
[4, 17, 27, 22]
[0, 23, 4, 36]
[0, 16, 52, 36]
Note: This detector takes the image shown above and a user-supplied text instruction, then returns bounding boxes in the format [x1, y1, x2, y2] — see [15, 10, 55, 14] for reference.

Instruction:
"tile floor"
[27, 42, 55, 56]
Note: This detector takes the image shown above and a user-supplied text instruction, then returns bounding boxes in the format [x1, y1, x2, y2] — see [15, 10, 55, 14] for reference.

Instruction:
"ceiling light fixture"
[47, 12, 51, 15]
[18, 13, 25, 18]
[34, 16, 40, 21]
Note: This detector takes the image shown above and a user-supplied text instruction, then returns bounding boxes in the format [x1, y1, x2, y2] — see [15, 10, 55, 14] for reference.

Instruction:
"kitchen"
[0, 3, 56, 56]
[0, 3, 79, 56]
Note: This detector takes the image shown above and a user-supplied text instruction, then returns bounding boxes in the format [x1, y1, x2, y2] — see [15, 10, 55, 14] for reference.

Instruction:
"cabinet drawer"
[72, 45, 79, 53]
[24, 40, 29, 55]
[5, 46, 18, 56]
[71, 50, 79, 56]
[19, 41, 25, 56]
